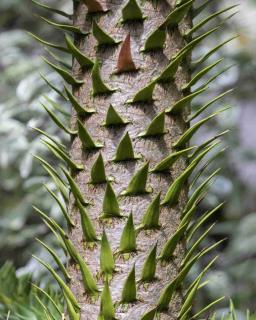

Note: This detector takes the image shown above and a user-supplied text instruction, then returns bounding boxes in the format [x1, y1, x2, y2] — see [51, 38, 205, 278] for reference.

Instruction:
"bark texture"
[68, 1, 191, 319]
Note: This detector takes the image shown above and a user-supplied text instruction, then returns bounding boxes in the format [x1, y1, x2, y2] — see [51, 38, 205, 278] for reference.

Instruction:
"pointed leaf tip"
[142, 27, 166, 52]
[127, 81, 156, 103]
[140, 193, 161, 230]
[138, 111, 166, 137]
[121, 265, 137, 303]
[77, 119, 103, 150]
[113, 132, 138, 162]
[141, 244, 157, 282]
[99, 280, 116, 319]
[90, 153, 107, 184]
[92, 59, 115, 96]
[102, 182, 121, 218]
[100, 230, 115, 276]
[121, 162, 151, 196]
[117, 34, 137, 73]
[92, 21, 119, 46]
[104, 104, 129, 127]
[65, 86, 95, 115]
[119, 213, 136, 253]
[122, 0, 144, 22]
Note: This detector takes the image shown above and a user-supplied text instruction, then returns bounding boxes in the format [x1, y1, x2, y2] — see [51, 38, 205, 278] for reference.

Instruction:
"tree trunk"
[68, 1, 191, 319]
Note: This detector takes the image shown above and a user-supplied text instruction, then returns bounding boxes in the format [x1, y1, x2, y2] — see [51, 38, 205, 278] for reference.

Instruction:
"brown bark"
[68, 1, 191, 319]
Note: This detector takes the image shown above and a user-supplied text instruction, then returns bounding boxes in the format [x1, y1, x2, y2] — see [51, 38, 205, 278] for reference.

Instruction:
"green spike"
[65, 86, 95, 115]
[140, 244, 157, 282]
[41, 104, 77, 135]
[44, 185, 74, 228]
[141, 308, 157, 320]
[142, 27, 166, 52]
[198, 65, 234, 91]
[76, 199, 98, 242]
[127, 81, 156, 103]
[90, 153, 107, 184]
[161, 143, 218, 206]
[150, 146, 195, 173]
[121, 162, 151, 196]
[92, 21, 119, 46]
[185, 5, 238, 39]
[159, 223, 188, 261]
[44, 46, 71, 70]
[61, 166, 89, 205]
[191, 297, 225, 319]
[119, 213, 136, 253]
[28, 32, 68, 52]
[121, 265, 137, 303]
[33, 256, 80, 312]
[33, 127, 67, 151]
[43, 57, 84, 86]
[102, 182, 121, 218]
[166, 87, 207, 114]
[92, 59, 115, 96]
[65, 293, 81, 320]
[182, 59, 223, 91]
[100, 230, 115, 277]
[65, 34, 94, 68]
[192, 0, 212, 17]
[163, 0, 193, 28]
[77, 119, 103, 150]
[113, 132, 138, 162]
[40, 16, 87, 34]
[138, 111, 166, 137]
[179, 204, 197, 229]
[103, 104, 129, 127]
[36, 238, 71, 282]
[122, 0, 144, 22]
[139, 193, 161, 230]
[173, 107, 230, 149]
[157, 278, 177, 311]
[43, 140, 84, 171]
[99, 280, 116, 319]
[188, 89, 233, 122]
[32, 0, 72, 18]
[40, 73, 68, 101]
[43, 95, 70, 116]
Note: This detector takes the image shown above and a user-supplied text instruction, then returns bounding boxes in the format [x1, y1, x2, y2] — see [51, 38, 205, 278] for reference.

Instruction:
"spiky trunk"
[68, 1, 191, 319]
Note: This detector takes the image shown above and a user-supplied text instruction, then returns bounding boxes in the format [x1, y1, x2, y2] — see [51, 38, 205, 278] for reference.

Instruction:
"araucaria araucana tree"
[30, 0, 237, 319]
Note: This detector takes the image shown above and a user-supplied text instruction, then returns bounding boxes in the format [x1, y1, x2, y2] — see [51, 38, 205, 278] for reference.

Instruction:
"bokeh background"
[1, 0, 256, 318]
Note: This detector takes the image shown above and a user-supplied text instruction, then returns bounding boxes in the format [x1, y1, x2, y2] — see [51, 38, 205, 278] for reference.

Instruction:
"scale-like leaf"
[141, 308, 157, 320]
[150, 146, 195, 173]
[119, 213, 136, 253]
[76, 199, 98, 242]
[121, 265, 137, 303]
[141, 244, 157, 282]
[121, 162, 150, 196]
[166, 87, 207, 114]
[102, 183, 121, 218]
[65, 34, 94, 68]
[138, 111, 166, 137]
[163, 0, 193, 28]
[139, 193, 161, 229]
[77, 119, 103, 150]
[92, 21, 119, 46]
[61, 166, 88, 205]
[65, 86, 95, 115]
[103, 104, 129, 126]
[113, 132, 137, 161]
[157, 278, 177, 311]
[90, 153, 107, 184]
[92, 59, 115, 95]
[40, 16, 86, 34]
[122, 0, 144, 22]
[29, 32, 68, 52]
[99, 281, 115, 319]
[100, 230, 115, 276]
[117, 34, 137, 73]
[142, 27, 166, 52]
[43, 57, 84, 85]
[127, 81, 156, 103]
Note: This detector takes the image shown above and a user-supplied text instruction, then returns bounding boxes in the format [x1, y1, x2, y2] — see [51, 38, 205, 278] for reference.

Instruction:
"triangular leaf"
[99, 280, 115, 319]
[113, 132, 137, 161]
[119, 213, 136, 253]
[150, 146, 195, 173]
[163, 0, 193, 28]
[92, 59, 115, 95]
[121, 162, 150, 196]
[157, 278, 177, 311]
[43, 57, 84, 85]
[102, 182, 121, 218]
[65, 86, 95, 115]
[142, 27, 166, 52]
[127, 81, 156, 103]
[140, 244, 157, 282]
[65, 34, 94, 68]
[77, 119, 103, 150]
[90, 153, 107, 184]
[103, 104, 129, 126]
[138, 111, 166, 137]
[100, 230, 115, 277]
[92, 21, 119, 46]
[76, 199, 98, 242]
[116, 34, 137, 73]
[139, 193, 161, 230]
[121, 265, 137, 303]
[122, 0, 144, 22]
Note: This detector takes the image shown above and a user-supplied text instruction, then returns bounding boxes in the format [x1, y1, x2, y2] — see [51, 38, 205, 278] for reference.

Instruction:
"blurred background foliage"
[0, 0, 256, 319]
